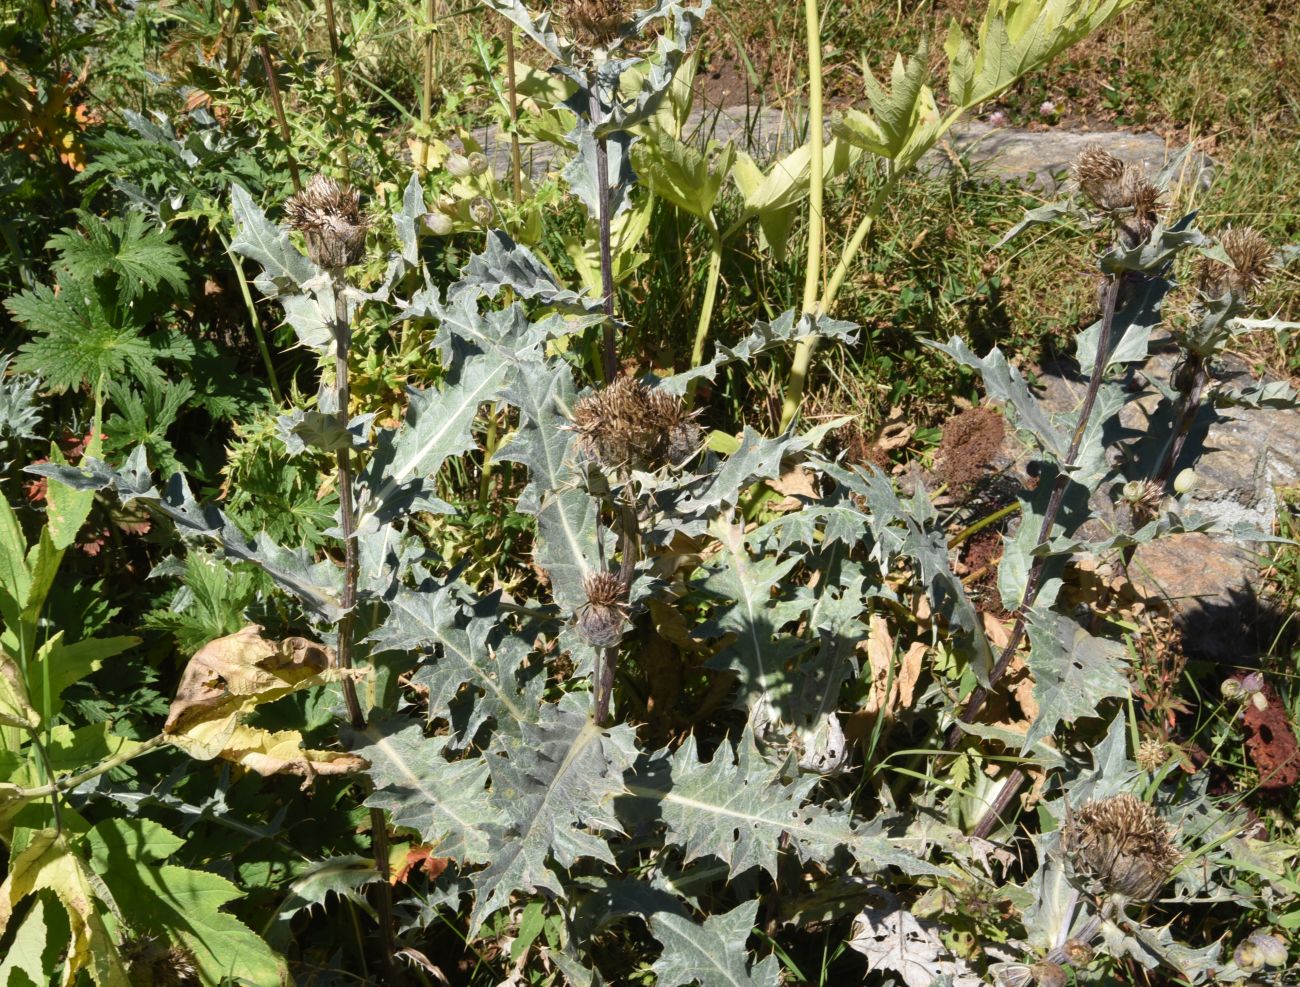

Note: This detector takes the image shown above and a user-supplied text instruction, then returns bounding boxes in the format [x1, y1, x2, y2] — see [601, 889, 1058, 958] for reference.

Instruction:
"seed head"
[1062, 794, 1180, 900]
[558, 0, 629, 50]
[1197, 226, 1273, 298]
[123, 937, 200, 987]
[284, 174, 370, 270]
[1121, 478, 1165, 527]
[1073, 146, 1161, 238]
[468, 196, 495, 227]
[1136, 737, 1168, 773]
[569, 377, 701, 472]
[576, 571, 628, 648]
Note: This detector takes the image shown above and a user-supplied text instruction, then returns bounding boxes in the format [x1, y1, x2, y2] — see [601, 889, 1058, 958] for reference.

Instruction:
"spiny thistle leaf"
[1022, 609, 1130, 751]
[229, 183, 320, 298]
[649, 901, 782, 987]
[627, 728, 941, 880]
[468, 693, 638, 934]
[347, 714, 497, 865]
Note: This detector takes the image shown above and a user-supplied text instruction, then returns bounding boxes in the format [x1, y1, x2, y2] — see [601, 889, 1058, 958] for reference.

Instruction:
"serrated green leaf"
[649, 901, 777, 987]
[84, 818, 286, 987]
[468, 694, 638, 935]
[1022, 609, 1129, 751]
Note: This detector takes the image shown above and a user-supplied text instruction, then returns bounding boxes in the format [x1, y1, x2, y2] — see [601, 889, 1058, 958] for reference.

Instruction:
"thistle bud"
[559, 0, 628, 51]
[1247, 930, 1288, 968]
[1072, 145, 1161, 243]
[1173, 468, 1196, 495]
[467, 151, 490, 177]
[576, 571, 628, 648]
[1251, 691, 1269, 712]
[1121, 479, 1164, 526]
[568, 376, 702, 473]
[1028, 961, 1067, 987]
[1235, 940, 1262, 972]
[435, 194, 458, 215]
[1197, 227, 1272, 299]
[1221, 678, 1246, 701]
[1061, 939, 1093, 966]
[423, 212, 453, 236]
[284, 174, 370, 270]
[1062, 793, 1180, 900]
[1241, 672, 1264, 693]
[468, 196, 495, 227]
[1136, 737, 1168, 773]
[446, 152, 472, 178]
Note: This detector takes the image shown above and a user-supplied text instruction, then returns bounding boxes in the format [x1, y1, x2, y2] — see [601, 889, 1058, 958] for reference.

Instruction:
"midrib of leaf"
[368, 361, 507, 513]
[358, 724, 485, 836]
[718, 524, 773, 700]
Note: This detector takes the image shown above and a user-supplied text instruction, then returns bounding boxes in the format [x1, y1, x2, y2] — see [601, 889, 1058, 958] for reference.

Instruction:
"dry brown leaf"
[769, 466, 818, 512]
[163, 625, 367, 781]
[861, 615, 924, 717]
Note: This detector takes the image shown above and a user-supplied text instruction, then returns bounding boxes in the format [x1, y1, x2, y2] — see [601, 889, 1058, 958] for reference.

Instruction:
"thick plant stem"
[321, 0, 351, 177]
[331, 284, 399, 984]
[245, 0, 302, 193]
[506, 30, 523, 205]
[685, 214, 723, 402]
[947, 276, 1123, 755]
[590, 85, 617, 381]
[777, 0, 824, 432]
[419, 0, 436, 173]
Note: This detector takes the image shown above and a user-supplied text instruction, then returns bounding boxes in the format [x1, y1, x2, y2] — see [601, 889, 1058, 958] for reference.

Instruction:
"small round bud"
[1241, 672, 1264, 693]
[1251, 691, 1269, 712]
[468, 196, 495, 227]
[1235, 940, 1262, 972]
[435, 194, 458, 215]
[1220, 679, 1246, 702]
[1029, 961, 1067, 987]
[1247, 931, 1288, 968]
[446, 153, 472, 178]
[423, 212, 453, 236]
[467, 152, 489, 177]
[1173, 468, 1196, 495]
[1062, 939, 1093, 966]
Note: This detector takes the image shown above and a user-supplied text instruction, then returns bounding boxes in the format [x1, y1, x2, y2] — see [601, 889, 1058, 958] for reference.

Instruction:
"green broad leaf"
[358, 354, 510, 532]
[229, 183, 319, 299]
[1022, 609, 1129, 751]
[0, 829, 131, 986]
[629, 728, 941, 880]
[468, 694, 638, 935]
[43, 722, 143, 774]
[649, 901, 781, 987]
[0, 648, 40, 729]
[834, 48, 942, 170]
[27, 634, 139, 719]
[47, 211, 186, 305]
[0, 891, 68, 987]
[946, 0, 1138, 110]
[84, 818, 286, 987]
[348, 715, 496, 864]
[632, 135, 736, 219]
[7, 283, 159, 395]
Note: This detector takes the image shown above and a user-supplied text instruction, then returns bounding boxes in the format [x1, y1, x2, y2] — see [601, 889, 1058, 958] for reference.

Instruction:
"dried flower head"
[1136, 737, 1169, 773]
[1073, 146, 1161, 241]
[123, 937, 200, 987]
[1121, 478, 1165, 527]
[569, 376, 701, 472]
[1062, 793, 1180, 899]
[558, 0, 629, 50]
[1197, 226, 1273, 298]
[284, 174, 370, 269]
[576, 571, 629, 648]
